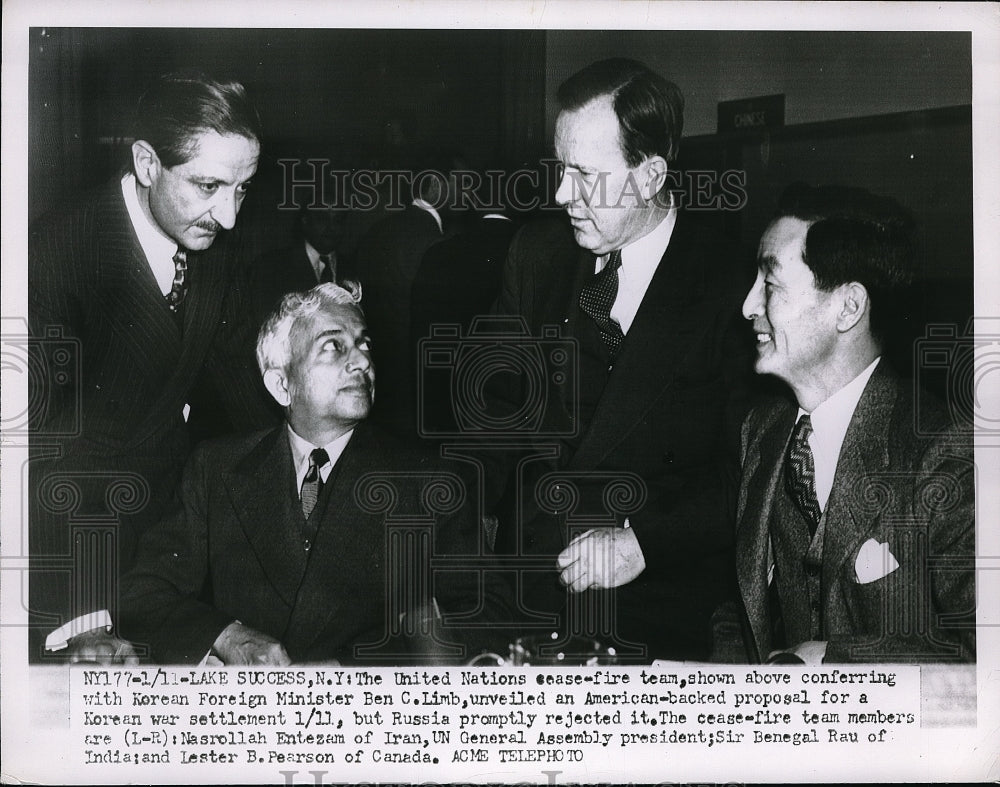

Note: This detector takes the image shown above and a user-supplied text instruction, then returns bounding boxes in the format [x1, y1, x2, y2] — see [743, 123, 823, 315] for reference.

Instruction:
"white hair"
[256, 281, 363, 373]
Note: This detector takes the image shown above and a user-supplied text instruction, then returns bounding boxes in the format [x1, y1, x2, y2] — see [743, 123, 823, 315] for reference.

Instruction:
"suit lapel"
[736, 402, 797, 660]
[569, 213, 715, 470]
[96, 184, 183, 374]
[224, 427, 308, 607]
[821, 363, 896, 591]
[283, 428, 377, 652]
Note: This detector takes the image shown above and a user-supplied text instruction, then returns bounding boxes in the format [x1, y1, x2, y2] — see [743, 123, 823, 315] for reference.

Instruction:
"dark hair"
[557, 58, 684, 165]
[132, 70, 262, 169]
[775, 183, 916, 342]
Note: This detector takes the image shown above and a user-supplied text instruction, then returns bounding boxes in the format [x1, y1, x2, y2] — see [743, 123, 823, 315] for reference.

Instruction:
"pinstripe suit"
[27, 179, 275, 659]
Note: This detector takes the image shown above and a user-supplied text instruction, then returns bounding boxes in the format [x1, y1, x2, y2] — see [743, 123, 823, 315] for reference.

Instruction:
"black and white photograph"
[1, 1, 997, 784]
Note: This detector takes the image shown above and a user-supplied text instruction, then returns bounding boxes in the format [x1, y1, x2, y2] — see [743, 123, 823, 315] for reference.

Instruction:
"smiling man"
[485, 59, 751, 662]
[28, 72, 275, 662]
[736, 184, 975, 664]
[120, 284, 509, 665]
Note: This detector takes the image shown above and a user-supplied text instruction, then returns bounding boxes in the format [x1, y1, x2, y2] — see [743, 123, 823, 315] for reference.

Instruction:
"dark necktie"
[318, 252, 335, 283]
[165, 248, 188, 312]
[579, 249, 624, 359]
[785, 414, 821, 534]
[300, 447, 330, 521]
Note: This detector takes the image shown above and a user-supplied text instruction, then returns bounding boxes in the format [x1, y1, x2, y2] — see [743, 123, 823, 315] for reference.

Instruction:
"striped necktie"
[785, 414, 821, 534]
[300, 447, 330, 521]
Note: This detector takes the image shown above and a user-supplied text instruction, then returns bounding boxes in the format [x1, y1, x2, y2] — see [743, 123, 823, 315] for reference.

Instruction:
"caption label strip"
[72, 666, 919, 781]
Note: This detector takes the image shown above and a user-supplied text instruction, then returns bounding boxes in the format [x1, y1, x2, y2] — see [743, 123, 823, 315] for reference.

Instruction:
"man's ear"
[262, 368, 291, 408]
[642, 155, 669, 201]
[836, 282, 870, 333]
[131, 140, 160, 188]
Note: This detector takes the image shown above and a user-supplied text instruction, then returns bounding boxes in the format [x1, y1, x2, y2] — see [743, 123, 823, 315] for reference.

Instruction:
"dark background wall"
[28, 27, 973, 378]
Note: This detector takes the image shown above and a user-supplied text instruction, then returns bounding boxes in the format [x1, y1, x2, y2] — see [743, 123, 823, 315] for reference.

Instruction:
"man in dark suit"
[28, 72, 275, 661]
[120, 284, 508, 665]
[354, 151, 452, 441]
[411, 209, 517, 435]
[484, 59, 750, 662]
[736, 184, 975, 663]
[248, 201, 351, 325]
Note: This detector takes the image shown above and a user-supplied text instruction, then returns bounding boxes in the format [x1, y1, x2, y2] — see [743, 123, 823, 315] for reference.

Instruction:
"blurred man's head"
[553, 58, 684, 255]
[257, 283, 374, 441]
[130, 71, 262, 250]
[301, 204, 348, 255]
[742, 184, 915, 408]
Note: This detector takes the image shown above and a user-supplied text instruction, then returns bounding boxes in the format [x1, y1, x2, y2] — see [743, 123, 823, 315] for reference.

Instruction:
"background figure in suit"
[737, 184, 975, 664]
[248, 201, 352, 326]
[411, 209, 517, 436]
[485, 59, 751, 662]
[120, 284, 509, 665]
[28, 71, 275, 661]
[354, 149, 455, 441]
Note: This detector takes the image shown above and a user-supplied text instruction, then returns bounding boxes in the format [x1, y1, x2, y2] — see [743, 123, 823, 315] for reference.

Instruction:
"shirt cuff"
[44, 610, 113, 651]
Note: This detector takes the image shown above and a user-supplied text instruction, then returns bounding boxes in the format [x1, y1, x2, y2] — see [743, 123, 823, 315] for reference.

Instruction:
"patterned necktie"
[300, 448, 330, 520]
[579, 249, 624, 359]
[318, 252, 335, 283]
[785, 414, 821, 534]
[165, 248, 188, 312]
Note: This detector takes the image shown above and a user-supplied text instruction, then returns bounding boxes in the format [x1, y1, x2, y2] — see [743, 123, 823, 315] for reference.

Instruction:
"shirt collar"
[621, 208, 676, 269]
[412, 198, 443, 233]
[798, 357, 881, 449]
[287, 423, 355, 489]
[597, 208, 677, 273]
[121, 172, 179, 265]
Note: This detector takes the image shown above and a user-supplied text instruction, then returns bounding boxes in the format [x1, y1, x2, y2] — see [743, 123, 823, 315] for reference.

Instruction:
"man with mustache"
[120, 284, 508, 664]
[736, 184, 975, 663]
[28, 71, 275, 661]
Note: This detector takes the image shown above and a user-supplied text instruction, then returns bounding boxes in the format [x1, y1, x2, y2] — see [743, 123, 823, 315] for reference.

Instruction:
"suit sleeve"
[119, 444, 235, 664]
[824, 430, 976, 663]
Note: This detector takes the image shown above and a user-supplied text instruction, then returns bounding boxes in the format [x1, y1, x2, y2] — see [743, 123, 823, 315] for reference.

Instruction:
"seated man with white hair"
[121, 283, 509, 665]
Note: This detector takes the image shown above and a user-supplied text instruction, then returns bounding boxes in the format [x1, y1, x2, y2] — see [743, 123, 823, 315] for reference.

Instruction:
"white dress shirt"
[598, 209, 677, 335]
[121, 173, 179, 296]
[287, 424, 355, 496]
[798, 357, 881, 512]
[304, 240, 336, 283]
[412, 198, 444, 233]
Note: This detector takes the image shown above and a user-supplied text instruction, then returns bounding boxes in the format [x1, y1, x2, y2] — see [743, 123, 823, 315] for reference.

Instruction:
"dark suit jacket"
[119, 422, 510, 664]
[411, 215, 518, 435]
[735, 362, 976, 663]
[487, 212, 752, 661]
[354, 204, 444, 439]
[27, 179, 275, 656]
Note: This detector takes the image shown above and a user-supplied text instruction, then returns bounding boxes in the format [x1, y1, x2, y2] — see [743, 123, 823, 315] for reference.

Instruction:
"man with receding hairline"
[28, 71, 275, 662]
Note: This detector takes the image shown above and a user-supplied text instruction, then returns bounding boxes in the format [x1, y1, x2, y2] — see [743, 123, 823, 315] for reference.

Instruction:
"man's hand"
[211, 622, 291, 666]
[557, 527, 646, 592]
[66, 629, 139, 665]
[767, 640, 827, 665]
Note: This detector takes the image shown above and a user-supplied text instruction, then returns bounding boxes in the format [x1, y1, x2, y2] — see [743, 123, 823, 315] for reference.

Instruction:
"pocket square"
[854, 538, 900, 584]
